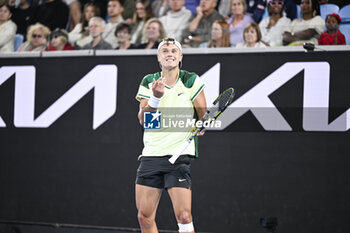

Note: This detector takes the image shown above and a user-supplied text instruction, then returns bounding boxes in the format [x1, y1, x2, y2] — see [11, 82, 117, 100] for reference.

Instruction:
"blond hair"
[27, 23, 51, 43]
[142, 18, 166, 42]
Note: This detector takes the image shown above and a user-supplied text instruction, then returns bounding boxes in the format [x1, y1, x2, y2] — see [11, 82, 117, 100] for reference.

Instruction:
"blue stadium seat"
[339, 24, 350, 45]
[339, 4, 350, 23]
[320, 4, 339, 20]
[14, 34, 24, 51]
[262, 6, 269, 20]
[296, 4, 301, 18]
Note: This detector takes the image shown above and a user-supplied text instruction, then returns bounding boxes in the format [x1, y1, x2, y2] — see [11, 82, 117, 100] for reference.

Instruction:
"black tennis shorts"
[136, 155, 193, 190]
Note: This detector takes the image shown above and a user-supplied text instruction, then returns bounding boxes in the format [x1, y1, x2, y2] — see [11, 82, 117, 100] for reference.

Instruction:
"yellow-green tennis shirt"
[136, 70, 205, 158]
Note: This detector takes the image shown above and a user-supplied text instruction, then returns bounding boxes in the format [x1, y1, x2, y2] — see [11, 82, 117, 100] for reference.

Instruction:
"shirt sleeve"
[311, 16, 325, 35]
[136, 75, 152, 102]
[190, 76, 205, 101]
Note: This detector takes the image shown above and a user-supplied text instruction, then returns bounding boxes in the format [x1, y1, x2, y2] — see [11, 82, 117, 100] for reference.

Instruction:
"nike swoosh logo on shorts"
[178, 92, 183, 96]
[179, 179, 186, 182]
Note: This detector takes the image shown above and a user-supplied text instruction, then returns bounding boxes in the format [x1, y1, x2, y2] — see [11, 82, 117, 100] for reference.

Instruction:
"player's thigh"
[168, 187, 192, 219]
[135, 184, 163, 217]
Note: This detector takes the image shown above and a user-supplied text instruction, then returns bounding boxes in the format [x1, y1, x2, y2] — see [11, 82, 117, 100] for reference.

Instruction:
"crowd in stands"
[0, 0, 348, 52]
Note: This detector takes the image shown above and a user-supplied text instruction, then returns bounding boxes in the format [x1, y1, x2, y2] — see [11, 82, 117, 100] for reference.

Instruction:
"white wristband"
[148, 95, 161, 109]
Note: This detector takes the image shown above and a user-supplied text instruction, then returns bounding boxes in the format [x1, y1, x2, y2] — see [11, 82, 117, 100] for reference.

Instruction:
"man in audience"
[81, 16, 113, 49]
[159, 0, 192, 42]
[103, 0, 124, 48]
[184, 0, 224, 47]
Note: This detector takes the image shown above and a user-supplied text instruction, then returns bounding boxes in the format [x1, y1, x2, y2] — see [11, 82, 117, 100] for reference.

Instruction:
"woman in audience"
[137, 18, 166, 49]
[0, 3, 17, 52]
[200, 20, 231, 47]
[259, 0, 291, 46]
[17, 23, 50, 51]
[236, 22, 267, 47]
[45, 28, 75, 51]
[226, 0, 254, 47]
[115, 22, 137, 49]
[130, 0, 154, 46]
[282, 0, 324, 45]
[68, 2, 101, 48]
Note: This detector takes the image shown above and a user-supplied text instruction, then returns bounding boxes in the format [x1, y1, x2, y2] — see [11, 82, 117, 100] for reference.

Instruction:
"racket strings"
[217, 88, 234, 110]
[206, 88, 234, 119]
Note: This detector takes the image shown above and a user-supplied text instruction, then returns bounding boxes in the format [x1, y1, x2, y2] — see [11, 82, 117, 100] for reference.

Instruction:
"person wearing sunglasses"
[258, 0, 291, 46]
[17, 23, 51, 52]
[44, 28, 75, 51]
[282, 0, 324, 46]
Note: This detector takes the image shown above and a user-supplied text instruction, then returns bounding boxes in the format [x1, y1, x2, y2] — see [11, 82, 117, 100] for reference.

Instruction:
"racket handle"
[169, 139, 192, 164]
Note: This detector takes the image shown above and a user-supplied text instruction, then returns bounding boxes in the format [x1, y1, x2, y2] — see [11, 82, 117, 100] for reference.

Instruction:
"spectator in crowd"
[68, 2, 100, 48]
[44, 28, 75, 51]
[259, 0, 291, 46]
[151, 0, 170, 18]
[81, 16, 113, 49]
[200, 19, 231, 47]
[31, 0, 69, 31]
[115, 22, 136, 49]
[159, 0, 192, 42]
[227, 0, 254, 46]
[283, 0, 324, 45]
[184, 0, 225, 47]
[137, 18, 166, 49]
[130, 0, 154, 46]
[0, 3, 17, 52]
[318, 13, 346, 45]
[103, 0, 124, 48]
[17, 23, 50, 51]
[236, 22, 267, 47]
[10, 0, 35, 41]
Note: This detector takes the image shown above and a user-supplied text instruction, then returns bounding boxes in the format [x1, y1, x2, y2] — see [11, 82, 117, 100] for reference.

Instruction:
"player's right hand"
[152, 77, 165, 98]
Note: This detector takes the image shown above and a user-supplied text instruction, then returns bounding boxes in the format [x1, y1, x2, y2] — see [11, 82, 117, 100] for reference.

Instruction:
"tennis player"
[135, 38, 207, 233]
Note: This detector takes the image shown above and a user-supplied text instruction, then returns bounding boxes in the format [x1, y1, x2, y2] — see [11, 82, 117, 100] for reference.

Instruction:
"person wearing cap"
[135, 37, 207, 233]
[318, 13, 346, 45]
[45, 28, 75, 51]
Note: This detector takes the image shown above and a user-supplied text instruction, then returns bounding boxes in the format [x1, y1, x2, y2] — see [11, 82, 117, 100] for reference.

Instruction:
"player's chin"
[163, 64, 179, 70]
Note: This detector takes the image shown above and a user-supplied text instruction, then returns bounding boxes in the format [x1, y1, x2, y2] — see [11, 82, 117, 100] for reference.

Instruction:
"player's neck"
[162, 68, 179, 86]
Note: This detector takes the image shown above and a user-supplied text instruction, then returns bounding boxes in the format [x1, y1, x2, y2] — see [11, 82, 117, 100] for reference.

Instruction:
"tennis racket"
[169, 87, 235, 164]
